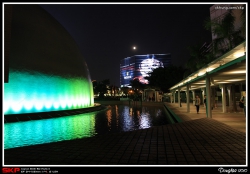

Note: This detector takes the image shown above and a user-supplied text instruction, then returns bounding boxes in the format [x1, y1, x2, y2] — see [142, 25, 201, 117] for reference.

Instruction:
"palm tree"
[204, 9, 245, 57]
[204, 5, 246, 113]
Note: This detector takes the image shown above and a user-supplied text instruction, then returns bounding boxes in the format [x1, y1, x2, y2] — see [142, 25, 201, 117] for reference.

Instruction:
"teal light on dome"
[4, 5, 95, 115]
[4, 70, 94, 115]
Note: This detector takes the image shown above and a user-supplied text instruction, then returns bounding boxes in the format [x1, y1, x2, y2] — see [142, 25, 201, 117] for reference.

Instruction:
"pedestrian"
[203, 95, 206, 107]
[195, 95, 201, 114]
[240, 94, 246, 116]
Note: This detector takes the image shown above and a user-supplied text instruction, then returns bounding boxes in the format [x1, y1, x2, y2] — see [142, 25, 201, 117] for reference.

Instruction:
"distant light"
[133, 46, 136, 50]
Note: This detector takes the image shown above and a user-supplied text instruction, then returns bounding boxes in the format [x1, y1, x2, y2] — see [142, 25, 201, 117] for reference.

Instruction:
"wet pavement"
[3, 102, 247, 166]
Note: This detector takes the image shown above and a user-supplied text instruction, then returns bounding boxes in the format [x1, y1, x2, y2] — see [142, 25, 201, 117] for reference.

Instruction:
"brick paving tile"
[3, 102, 246, 166]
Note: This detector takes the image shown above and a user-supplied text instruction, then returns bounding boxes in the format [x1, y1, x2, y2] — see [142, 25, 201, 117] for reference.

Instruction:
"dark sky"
[39, 3, 213, 86]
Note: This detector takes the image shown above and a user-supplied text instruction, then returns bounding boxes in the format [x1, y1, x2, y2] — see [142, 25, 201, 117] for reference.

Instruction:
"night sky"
[39, 3, 213, 86]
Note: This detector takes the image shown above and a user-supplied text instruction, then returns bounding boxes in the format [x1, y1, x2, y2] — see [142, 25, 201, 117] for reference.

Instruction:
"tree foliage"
[92, 79, 110, 98]
[240, 4, 246, 37]
[204, 9, 245, 57]
[145, 65, 185, 93]
[184, 42, 214, 77]
[185, 7, 246, 77]
[129, 78, 145, 91]
[128, 78, 144, 100]
[120, 86, 130, 97]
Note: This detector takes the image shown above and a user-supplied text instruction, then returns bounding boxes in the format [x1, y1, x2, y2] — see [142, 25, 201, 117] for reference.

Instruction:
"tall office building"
[120, 54, 171, 87]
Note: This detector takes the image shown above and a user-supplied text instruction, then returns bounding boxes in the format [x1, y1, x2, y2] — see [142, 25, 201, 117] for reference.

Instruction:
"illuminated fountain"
[4, 5, 94, 115]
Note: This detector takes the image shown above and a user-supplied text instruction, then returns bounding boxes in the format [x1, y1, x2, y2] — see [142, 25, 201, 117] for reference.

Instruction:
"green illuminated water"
[4, 104, 169, 149]
[4, 112, 96, 149]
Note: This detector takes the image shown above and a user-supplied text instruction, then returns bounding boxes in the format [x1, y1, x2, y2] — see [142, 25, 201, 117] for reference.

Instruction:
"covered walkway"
[169, 41, 246, 119]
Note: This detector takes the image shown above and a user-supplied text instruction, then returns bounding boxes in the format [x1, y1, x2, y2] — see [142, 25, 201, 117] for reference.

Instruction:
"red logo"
[2, 168, 21, 173]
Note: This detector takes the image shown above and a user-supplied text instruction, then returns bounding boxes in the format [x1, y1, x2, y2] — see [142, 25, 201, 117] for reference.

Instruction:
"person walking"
[180, 97, 182, 107]
[203, 95, 206, 107]
[240, 94, 246, 116]
[195, 95, 201, 114]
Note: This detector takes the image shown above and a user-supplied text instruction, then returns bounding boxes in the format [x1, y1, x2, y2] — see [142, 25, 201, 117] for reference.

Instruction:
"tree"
[110, 84, 119, 97]
[145, 65, 185, 93]
[120, 87, 129, 97]
[204, 9, 245, 57]
[129, 78, 145, 100]
[129, 78, 144, 92]
[239, 4, 246, 38]
[184, 42, 214, 77]
[93, 79, 110, 98]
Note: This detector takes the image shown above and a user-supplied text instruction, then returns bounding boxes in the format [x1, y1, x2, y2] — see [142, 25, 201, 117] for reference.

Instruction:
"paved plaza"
[3, 102, 247, 166]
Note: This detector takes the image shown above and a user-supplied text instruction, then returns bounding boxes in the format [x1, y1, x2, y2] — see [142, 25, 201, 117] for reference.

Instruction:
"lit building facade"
[120, 54, 171, 87]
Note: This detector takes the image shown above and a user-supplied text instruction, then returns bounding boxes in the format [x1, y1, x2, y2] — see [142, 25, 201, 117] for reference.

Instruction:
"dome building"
[4, 5, 94, 115]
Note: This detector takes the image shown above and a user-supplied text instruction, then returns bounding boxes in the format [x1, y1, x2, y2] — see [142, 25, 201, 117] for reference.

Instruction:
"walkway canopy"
[169, 41, 246, 118]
